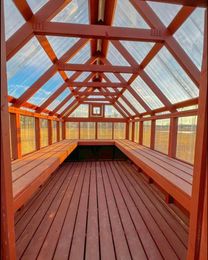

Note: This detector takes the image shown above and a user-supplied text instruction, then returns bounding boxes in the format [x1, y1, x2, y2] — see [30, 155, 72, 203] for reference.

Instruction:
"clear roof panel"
[120, 41, 154, 64]
[75, 72, 91, 82]
[88, 95, 106, 99]
[105, 105, 123, 118]
[65, 71, 75, 78]
[104, 73, 121, 83]
[79, 87, 87, 92]
[174, 8, 205, 70]
[118, 98, 135, 116]
[67, 42, 91, 64]
[107, 42, 130, 66]
[26, 0, 49, 13]
[145, 46, 199, 104]
[120, 73, 132, 81]
[46, 36, 79, 59]
[47, 88, 71, 111]
[147, 1, 182, 27]
[131, 76, 164, 109]
[52, 0, 89, 24]
[4, 0, 25, 40]
[7, 37, 52, 98]
[70, 104, 89, 117]
[57, 96, 75, 114]
[113, 0, 150, 28]
[28, 73, 64, 106]
[123, 90, 146, 113]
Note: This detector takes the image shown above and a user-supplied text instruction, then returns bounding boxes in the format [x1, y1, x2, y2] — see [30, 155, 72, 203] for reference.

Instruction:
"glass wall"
[80, 122, 96, 139]
[176, 116, 197, 164]
[98, 122, 113, 139]
[40, 119, 48, 148]
[52, 121, 57, 143]
[155, 119, 170, 154]
[114, 123, 126, 139]
[143, 121, 151, 147]
[129, 122, 132, 140]
[20, 115, 36, 155]
[66, 122, 79, 139]
[134, 122, 139, 143]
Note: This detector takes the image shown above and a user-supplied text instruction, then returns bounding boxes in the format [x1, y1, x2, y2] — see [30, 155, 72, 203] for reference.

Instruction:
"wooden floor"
[15, 160, 189, 260]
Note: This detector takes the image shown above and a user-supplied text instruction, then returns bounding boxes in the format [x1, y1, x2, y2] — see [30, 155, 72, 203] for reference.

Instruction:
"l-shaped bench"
[12, 139, 193, 212]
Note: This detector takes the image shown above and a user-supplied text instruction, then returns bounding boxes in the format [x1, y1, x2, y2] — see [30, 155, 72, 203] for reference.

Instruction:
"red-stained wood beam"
[88, 0, 99, 56]
[62, 100, 80, 118]
[1, 1, 16, 258]
[73, 91, 118, 96]
[121, 96, 141, 116]
[35, 117, 41, 150]
[13, 0, 33, 20]
[130, 1, 200, 86]
[66, 82, 128, 88]
[7, 0, 71, 60]
[33, 22, 167, 42]
[138, 0, 207, 7]
[187, 12, 207, 260]
[64, 117, 127, 122]
[116, 101, 133, 118]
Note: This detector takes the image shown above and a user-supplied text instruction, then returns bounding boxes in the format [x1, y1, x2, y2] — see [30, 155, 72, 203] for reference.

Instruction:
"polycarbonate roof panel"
[113, 0, 150, 28]
[52, 0, 89, 24]
[70, 104, 89, 117]
[174, 8, 205, 70]
[145, 46, 199, 104]
[46, 36, 79, 59]
[7, 37, 52, 98]
[4, 0, 25, 40]
[67, 42, 91, 64]
[47, 88, 71, 111]
[147, 1, 182, 27]
[88, 95, 106, 99]
[57, 96, 75, 114]
[120, 41, 154, 64]
[104, 73, 121, 83]
[107, 42, 130, 66]
[131, 76, 164, 109]
[75, 72, 91, 82]
[118, 98, 135, 116]
[105, 105, 123, 118]
[79, 87, 87, 92]
[28, 73, 64, 105]
[65, 71, 75, 78]
[108, 88, 116, 93]
[26, 0, 48, 13]
[123, 90, 146, 113]
[120, 73, 132, 81]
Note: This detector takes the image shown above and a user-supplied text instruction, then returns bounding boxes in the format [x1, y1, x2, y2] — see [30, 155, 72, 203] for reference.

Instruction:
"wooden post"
[10, 113, 22, 159]
[150, 119, 156, 149]
[112, 123, 115, 139]
[57, 121, 60, 142]
[1, 0, 16, 258]
[168, 117, 178, 158]
[78, 122, 80, 139]
[187, 12, 207, 260]
[95, 122, 98, 140]
[62, 121, 66, 139]
[35, 118, 40, 150]
[139, 121, 143, 145]
[132, 122, 135, 142]
[48, 120, 52, 145]
[126, 122, 129, 139]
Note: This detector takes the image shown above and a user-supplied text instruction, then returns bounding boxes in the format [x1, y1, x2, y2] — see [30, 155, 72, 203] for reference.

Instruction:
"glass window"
[7, 37, 52, 98]
[66, 122, 79, 139]
[145, 47, 199, 104]
[52, 121, 57, 143]
[155, 119, 170, 154]
[70, 104, 89, 117]
[105, 105, 123, 118]
[80, 122, 96, 139]
[114, 123, 126, 139]
[174, 8, 205, 70]
[134, 122, 139, 143]
[40, 119, 48, 148]
[20, 116, 36, 155]
[143, 121, 151, 147]
[129, 122, 132, 140]
[176, 116, 197, 164]
[98, 123, 113, 139]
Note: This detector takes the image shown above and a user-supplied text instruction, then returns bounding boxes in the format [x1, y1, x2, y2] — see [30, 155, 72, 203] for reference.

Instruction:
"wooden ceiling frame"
[137, 0, 207, 7]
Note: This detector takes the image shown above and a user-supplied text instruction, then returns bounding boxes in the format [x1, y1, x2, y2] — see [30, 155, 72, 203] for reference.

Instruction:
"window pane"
[70, 104, 89, 117]
[40, 119, 48, 148]
[52, 121, 57, 143]
[20, 116, 36, 155]
[143, 121, 151, 147]
[134, 122, 139, 143]
[155, 119, 170, 154]
[80, 122, 95, 139]
[66, 122, 79, 139]
[114, 123, 126, 139]
[98, 123, 113, 139]
[105, 105, 123, 118]
[176, 116, 197, 164]
[129, 122, 132, 140]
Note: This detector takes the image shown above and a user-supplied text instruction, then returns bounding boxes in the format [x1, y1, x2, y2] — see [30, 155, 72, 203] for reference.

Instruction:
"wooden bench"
[12, 139, 78, 211]
[115, 139, 193, 212]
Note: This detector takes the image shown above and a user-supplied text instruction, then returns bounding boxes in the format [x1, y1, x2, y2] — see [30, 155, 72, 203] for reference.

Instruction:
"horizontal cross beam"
[138, 0, 207, 7]
[33, 22, 167, 42]
[68, 82, 128, 88]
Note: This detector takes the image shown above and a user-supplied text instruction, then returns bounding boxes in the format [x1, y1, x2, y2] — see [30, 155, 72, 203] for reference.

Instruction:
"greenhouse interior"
[1, 0, 207, 259]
